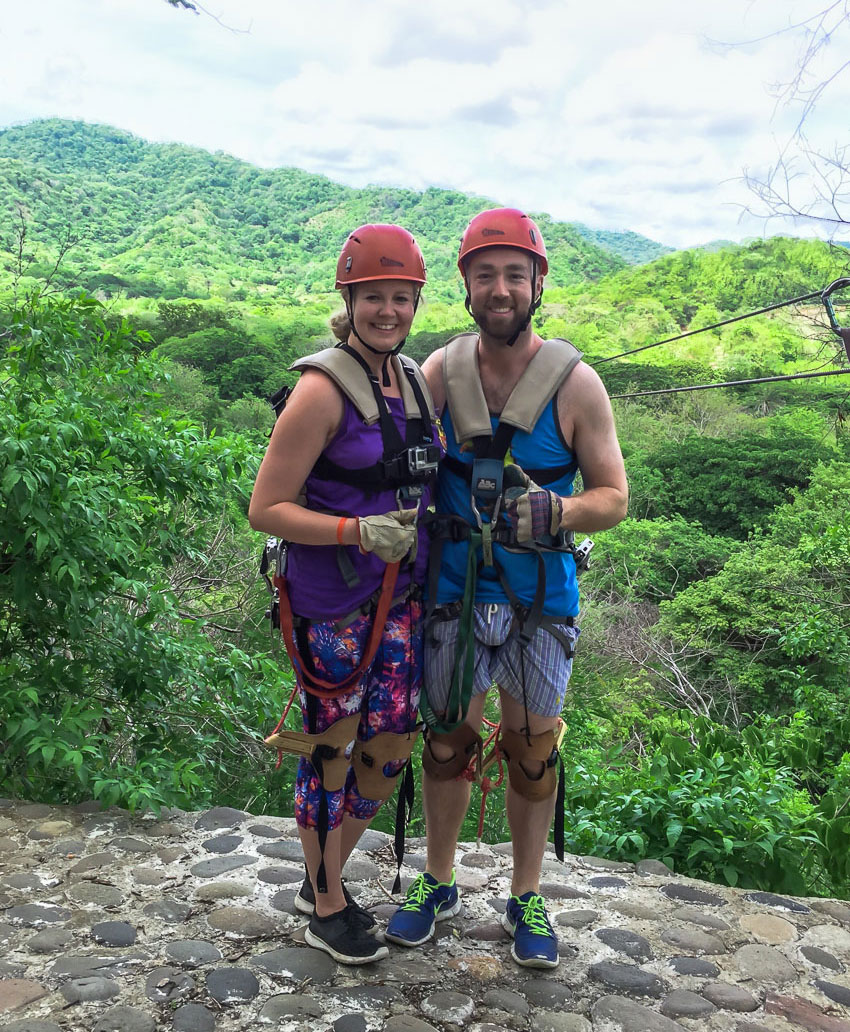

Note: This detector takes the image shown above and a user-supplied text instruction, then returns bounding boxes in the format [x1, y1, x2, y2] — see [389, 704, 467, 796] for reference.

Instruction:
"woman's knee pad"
[351, 728, 420, 801]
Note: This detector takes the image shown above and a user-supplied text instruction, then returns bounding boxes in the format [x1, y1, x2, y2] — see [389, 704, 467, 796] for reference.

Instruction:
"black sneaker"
[295, 875, 377, 934]
[305, 906, 389, 965]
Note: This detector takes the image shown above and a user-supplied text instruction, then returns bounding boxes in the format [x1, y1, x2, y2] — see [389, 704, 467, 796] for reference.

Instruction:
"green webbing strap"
[420, 529, 481, 734]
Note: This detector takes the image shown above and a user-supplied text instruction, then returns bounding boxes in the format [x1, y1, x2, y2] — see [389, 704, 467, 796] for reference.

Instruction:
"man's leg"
[497, 690, 559, 896]
[423, 693, 486, 882]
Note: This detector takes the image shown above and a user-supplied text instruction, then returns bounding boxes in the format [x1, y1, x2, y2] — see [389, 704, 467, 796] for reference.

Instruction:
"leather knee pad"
[351, 729, 420, 801]
[264, 713, 359, 793]
[422, 723, 482, 781]
[498, 726, 559, 801]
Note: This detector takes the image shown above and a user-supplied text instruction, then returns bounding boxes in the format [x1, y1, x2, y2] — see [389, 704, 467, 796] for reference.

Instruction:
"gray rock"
[353, 829, 390, 850]
[800, 945, 844, 971]
[421, 990, 475, 1022]
[324, 985, 401, 1009]
[671, 905, 731, 931]
[556, 909, 598, 929]
[539, 880, 590, 900]
[194, 806, 247, 831]
[131, 867, 167, 886]
[384, 1019, 439, 1032]
[206, 966, 260, 1003]
[0, 959, 26, 977]
[595, 927, 654, 962]
[335, 1016, 368, 1032]
[588, 876, 628, 890]
[733, 944, 797, 984]
[667, 956, 720, 977]
[592, 996, 687, 1031]
[50, 953, 147, 979]
[190, 855, 257, 878]
[0, 1022, 64, 1032]
[144, 965, 195, 1002]
[589, 961, 666, 997]
[3, 873, 42, 889]
[811, 900, 850, 926]
[745, 891, 811, 914]
[206, 906, 277, 937]
[344, 857, 382, 880]
[173, 1004, 216, 1032]
[60, 976, 120, 1003]
[250, 946, 337, 982]
[27, 928, 73, 953]
[270, 888, 298, 912]
[460, 851, 498, 869]
[110, 836, 153, 853]
[92, 1006, 156, 1032]
[17, 804, 53, 818]
[661, 926, 726, 954]
[661, 988, 717, 1018]
[260, 993, 324, 1019]
[257, 839, 305, 861]
[247, 823, 284, 837]
[202, 834, 243, 853]
[69, 851, 116, 874]
[488, 898, 508, 914]
[580, 855, 635, 872]
[814, 980, 850, 1007]
[636, 859, 673, 876]
[535, 1013, 591, 1032]
[465, 921, 507, 941]
[257, 862, 305, 884]
[521, 979, 573, 1008]
[165, 939, 223, 967]
[700, 981, 759, 1011]
[661, 884, 727, 906]
[482, 988, 530, 1015]
[194, 880, 253, 900]
[142, 899, 191, 923]
[67, 881, 124, 906]
[91, 920, 136, 946]
[7, 904, 71, 926]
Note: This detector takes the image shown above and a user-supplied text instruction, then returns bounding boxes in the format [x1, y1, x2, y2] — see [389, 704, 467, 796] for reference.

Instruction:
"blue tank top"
[434, 398, 579, 616]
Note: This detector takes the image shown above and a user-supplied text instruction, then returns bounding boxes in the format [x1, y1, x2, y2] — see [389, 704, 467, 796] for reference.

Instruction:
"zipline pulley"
[821, 277, 850, 363]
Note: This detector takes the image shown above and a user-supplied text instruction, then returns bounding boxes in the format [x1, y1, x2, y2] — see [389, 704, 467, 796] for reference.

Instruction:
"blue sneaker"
[501, 891, 559, 969]
[385, 872, 461, 946]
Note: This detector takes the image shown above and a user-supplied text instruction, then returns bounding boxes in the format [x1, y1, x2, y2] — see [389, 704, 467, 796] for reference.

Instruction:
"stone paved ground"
[1, 798, 850, 1031]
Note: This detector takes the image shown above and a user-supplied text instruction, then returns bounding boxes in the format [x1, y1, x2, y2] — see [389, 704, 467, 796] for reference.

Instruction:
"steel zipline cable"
[589, 278, 850, 401]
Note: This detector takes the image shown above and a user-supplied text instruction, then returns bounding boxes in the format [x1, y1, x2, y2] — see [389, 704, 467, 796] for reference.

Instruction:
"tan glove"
[358, 509, 418, 564]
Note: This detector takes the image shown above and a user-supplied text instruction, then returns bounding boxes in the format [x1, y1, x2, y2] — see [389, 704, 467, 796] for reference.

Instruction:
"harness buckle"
[470, 458, 504, 529]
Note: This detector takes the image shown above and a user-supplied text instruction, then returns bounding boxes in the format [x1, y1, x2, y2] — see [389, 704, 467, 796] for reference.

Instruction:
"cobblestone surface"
[0, 798, 848, 1031]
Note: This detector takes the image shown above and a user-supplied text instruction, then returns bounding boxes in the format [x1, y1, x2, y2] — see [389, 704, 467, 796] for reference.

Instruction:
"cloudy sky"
[2, 0, 846, 248]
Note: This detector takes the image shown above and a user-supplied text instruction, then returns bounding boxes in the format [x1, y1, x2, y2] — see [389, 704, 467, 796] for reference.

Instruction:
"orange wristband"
[336, 517, 348, 545]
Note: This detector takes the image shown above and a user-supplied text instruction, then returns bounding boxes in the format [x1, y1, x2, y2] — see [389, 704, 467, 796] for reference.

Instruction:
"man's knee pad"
[498, 726, 560, 801]
[264, 713, 359, 793]
[351, 728, 420, 801]
[422, 723, 482, 782]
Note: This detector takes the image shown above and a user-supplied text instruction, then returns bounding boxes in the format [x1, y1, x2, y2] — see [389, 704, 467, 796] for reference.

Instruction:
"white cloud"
[1, 0, 847, 247]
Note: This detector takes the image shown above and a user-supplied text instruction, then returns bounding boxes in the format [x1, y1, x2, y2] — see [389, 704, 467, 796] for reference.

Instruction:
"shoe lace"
[400, 875, 438, 912]
[516, 894, 552, 936]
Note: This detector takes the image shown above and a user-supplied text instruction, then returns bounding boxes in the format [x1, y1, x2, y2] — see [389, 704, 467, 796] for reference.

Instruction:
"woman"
[249, 224, 440, 965]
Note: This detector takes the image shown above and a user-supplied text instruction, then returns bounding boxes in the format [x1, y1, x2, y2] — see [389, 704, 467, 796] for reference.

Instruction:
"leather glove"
[358, 509, 418, 564]
[503, 464, 564, 544]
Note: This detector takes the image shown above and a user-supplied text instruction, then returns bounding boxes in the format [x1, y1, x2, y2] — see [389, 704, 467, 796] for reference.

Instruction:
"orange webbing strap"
[273, 560, 400, 699]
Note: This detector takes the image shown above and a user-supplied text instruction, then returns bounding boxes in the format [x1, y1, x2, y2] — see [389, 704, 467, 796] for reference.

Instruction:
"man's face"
[464, 247, 541, 341]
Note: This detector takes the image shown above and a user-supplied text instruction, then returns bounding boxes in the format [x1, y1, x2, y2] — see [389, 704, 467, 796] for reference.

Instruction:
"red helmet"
[335, 224, 426, 288]
[457, 207, 548, 275]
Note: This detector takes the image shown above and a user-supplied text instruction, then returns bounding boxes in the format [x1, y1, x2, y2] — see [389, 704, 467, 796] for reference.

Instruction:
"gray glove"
[358, 509, 418, 564]
[503, 464, 564, 544]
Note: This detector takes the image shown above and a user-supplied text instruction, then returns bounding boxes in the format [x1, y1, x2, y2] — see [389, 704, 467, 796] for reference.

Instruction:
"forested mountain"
[0, 119, 630, 305]
[3, 116, 850, 899]
[572, 223, 675, 264]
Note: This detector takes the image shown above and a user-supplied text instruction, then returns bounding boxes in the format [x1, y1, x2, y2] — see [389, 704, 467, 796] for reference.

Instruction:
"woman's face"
[350, 280, 417, 351]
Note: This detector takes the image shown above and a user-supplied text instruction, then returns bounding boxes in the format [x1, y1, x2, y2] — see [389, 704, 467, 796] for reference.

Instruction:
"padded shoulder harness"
[442, 333, 582, 444]
[291, 348, 436, 426]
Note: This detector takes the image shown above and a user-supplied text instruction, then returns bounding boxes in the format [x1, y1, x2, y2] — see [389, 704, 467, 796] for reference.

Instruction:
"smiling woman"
[248, 223, 443, 966]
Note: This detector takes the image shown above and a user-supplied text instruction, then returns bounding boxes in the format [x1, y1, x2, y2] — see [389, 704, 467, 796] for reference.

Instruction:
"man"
[385, 208, 628, 968]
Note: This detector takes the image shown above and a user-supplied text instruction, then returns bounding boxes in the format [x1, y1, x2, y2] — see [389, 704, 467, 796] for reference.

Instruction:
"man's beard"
[470, 304, 529, 341]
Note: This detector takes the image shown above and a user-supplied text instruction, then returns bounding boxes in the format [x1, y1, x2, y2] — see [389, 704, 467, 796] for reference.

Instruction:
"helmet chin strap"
[464, 259, 543, 347]
[345, 287, 420, 387]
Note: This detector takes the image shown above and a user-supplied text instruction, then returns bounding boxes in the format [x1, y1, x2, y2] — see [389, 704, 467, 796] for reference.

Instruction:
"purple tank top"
[286, 393, 436, 620]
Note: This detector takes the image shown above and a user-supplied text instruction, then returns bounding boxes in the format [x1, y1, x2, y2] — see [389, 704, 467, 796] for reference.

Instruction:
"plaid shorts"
[423, 603, 579, 718]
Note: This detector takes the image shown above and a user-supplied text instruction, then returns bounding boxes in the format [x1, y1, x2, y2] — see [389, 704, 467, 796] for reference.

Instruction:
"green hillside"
[573, 223, 674, 264]
[0, 119, 625, 305]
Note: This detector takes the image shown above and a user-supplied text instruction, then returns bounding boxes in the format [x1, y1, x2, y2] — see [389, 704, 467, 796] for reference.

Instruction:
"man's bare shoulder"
[421, 347, 447, 413]
[558, 358, 612, 405]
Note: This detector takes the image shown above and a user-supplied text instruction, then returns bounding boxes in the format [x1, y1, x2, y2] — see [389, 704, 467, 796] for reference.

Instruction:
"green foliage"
[0, 292, 289, 811]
